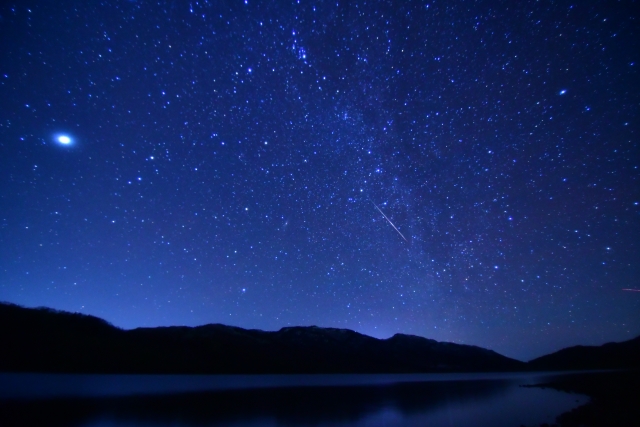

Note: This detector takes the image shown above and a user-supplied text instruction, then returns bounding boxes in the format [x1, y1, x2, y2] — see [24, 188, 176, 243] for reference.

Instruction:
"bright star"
[559, 89, 567, 95]
[56, 135, 72, 145]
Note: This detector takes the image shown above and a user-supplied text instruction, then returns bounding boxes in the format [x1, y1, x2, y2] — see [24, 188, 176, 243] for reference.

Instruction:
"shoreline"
[526, 370, 640, 427]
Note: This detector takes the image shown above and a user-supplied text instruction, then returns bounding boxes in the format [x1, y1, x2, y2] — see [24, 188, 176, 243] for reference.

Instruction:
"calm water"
[0, 372, 589, 427]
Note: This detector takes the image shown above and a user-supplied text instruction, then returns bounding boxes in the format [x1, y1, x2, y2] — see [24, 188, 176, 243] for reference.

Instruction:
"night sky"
[1, 0, 638, 361]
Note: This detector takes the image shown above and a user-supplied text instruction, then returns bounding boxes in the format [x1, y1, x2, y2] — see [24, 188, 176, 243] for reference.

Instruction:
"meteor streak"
[371, 201, 408, 243]
[622, 288, 640, 292]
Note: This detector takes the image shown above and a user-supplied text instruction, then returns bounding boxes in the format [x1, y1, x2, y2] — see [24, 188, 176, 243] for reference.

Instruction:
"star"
[56, 135, 72, 145]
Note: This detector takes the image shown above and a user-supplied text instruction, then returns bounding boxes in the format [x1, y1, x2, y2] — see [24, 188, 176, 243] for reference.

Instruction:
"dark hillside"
[0, 302, 524, 374]
[527, 336, 640, 370]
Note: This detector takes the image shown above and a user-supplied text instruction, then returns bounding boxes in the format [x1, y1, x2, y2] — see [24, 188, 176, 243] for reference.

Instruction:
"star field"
[1, 0, 638, 360]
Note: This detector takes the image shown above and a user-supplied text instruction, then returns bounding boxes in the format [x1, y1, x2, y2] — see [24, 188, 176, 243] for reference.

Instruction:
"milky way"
[0, 0, 638, 360]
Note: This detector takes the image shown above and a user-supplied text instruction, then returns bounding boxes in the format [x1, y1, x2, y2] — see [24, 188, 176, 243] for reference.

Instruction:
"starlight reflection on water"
[0, 373, 588, 427]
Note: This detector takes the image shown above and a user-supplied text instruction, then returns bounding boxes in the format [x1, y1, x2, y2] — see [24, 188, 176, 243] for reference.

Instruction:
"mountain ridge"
[1, 302, 638, 374]
[527, 335, 640, 370]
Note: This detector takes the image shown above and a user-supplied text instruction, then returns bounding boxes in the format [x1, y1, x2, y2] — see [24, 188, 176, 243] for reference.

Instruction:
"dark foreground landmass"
[0, 302, 524, 373]
[526, 370, 640, 427]
[528, 337, 640, 371]
[1, 303, 639, 425]
[2, 302, 639, 374]
[0, 303, 640, 374]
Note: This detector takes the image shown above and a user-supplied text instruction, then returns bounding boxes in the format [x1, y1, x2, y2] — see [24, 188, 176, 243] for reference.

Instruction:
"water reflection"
[0, 375, 587, 427]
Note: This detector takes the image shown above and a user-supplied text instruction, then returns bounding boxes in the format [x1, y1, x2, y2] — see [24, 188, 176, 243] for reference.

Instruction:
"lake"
[0, 372, 589, 426]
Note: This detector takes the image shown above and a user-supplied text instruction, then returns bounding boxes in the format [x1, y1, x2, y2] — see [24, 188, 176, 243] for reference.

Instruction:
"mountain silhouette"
[0, 302, 525, 373]
[527, 335, 640, 370]
[1, 302, 638, 374]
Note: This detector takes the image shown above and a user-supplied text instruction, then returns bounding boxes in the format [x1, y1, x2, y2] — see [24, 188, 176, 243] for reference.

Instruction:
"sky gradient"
[1, 0, 639, 361]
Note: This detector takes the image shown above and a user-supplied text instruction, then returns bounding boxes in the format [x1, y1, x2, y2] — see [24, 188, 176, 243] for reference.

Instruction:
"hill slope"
[0, 302, 524, 374]
[528, 335, 640, 370]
